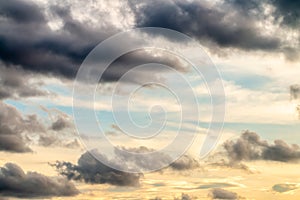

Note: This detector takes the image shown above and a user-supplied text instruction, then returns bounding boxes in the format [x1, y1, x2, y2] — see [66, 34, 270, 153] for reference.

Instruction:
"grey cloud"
[0, 101, 79, 152]
[170, 155, 199, 170]
[54, 147, 200, 187]
[36, 106, 80, 149]
[229, 0, 300, 27]
[175, 193, 193, 200]
[53, 150, 142, 186]
[290, 84, 300, 119]
[0, 65, 48, 100]
[128, 0, 300, 61]
[0, 102, 45, 153]
[210, 188, 238, 199]
[129, 0, 281, 51]
[101, 49, 190, 83]
[262, 140, 300, 162]
[271, 0, 300, 27]
[0, 0, 45, 24]
[1, 0, 299, 82]
[0, 0, 114, 79]
[51, 117, 71, 131]
[290, 84, 300, 100]
[0, 163, 78, 198]
[0, 0, 188, 83]
[224, 131, 300, 163]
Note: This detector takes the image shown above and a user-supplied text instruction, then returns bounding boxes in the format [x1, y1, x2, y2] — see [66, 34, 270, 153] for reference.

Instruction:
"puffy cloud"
[0, 101, 79, 152]
[53, 146, 200, 187]
[0, 163, 78, 198]
[0, 102, 45, 152]
[170, 155, 199, 170]
[51, 116, 71, 131]
[224, 131, 300, 163]
[210, 188, 238, 199]
[53, 150, 142, 186]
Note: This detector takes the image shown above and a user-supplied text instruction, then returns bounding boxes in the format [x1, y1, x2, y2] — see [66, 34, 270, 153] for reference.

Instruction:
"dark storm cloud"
[53, 150, 142, 186]
[0, 0, 299, 81]
[129, 0, 281, 51]
[0, 0, 189, 83]
[0, 65, 49, 100]
[210, 188, 238, 199]
[271, 0, 300, 27]
[224, 131, 300, 163]
[0, 0, 114, 79]
[0, 0, 45, 24]
[0, 163, 78, 198]
[101, 49, 189, 83]
[229, 0, 300, 27]
[0, 102, 45, 152]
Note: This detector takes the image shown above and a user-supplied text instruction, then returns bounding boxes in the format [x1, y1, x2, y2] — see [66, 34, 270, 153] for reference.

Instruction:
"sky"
[0, 0, 300, 199]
